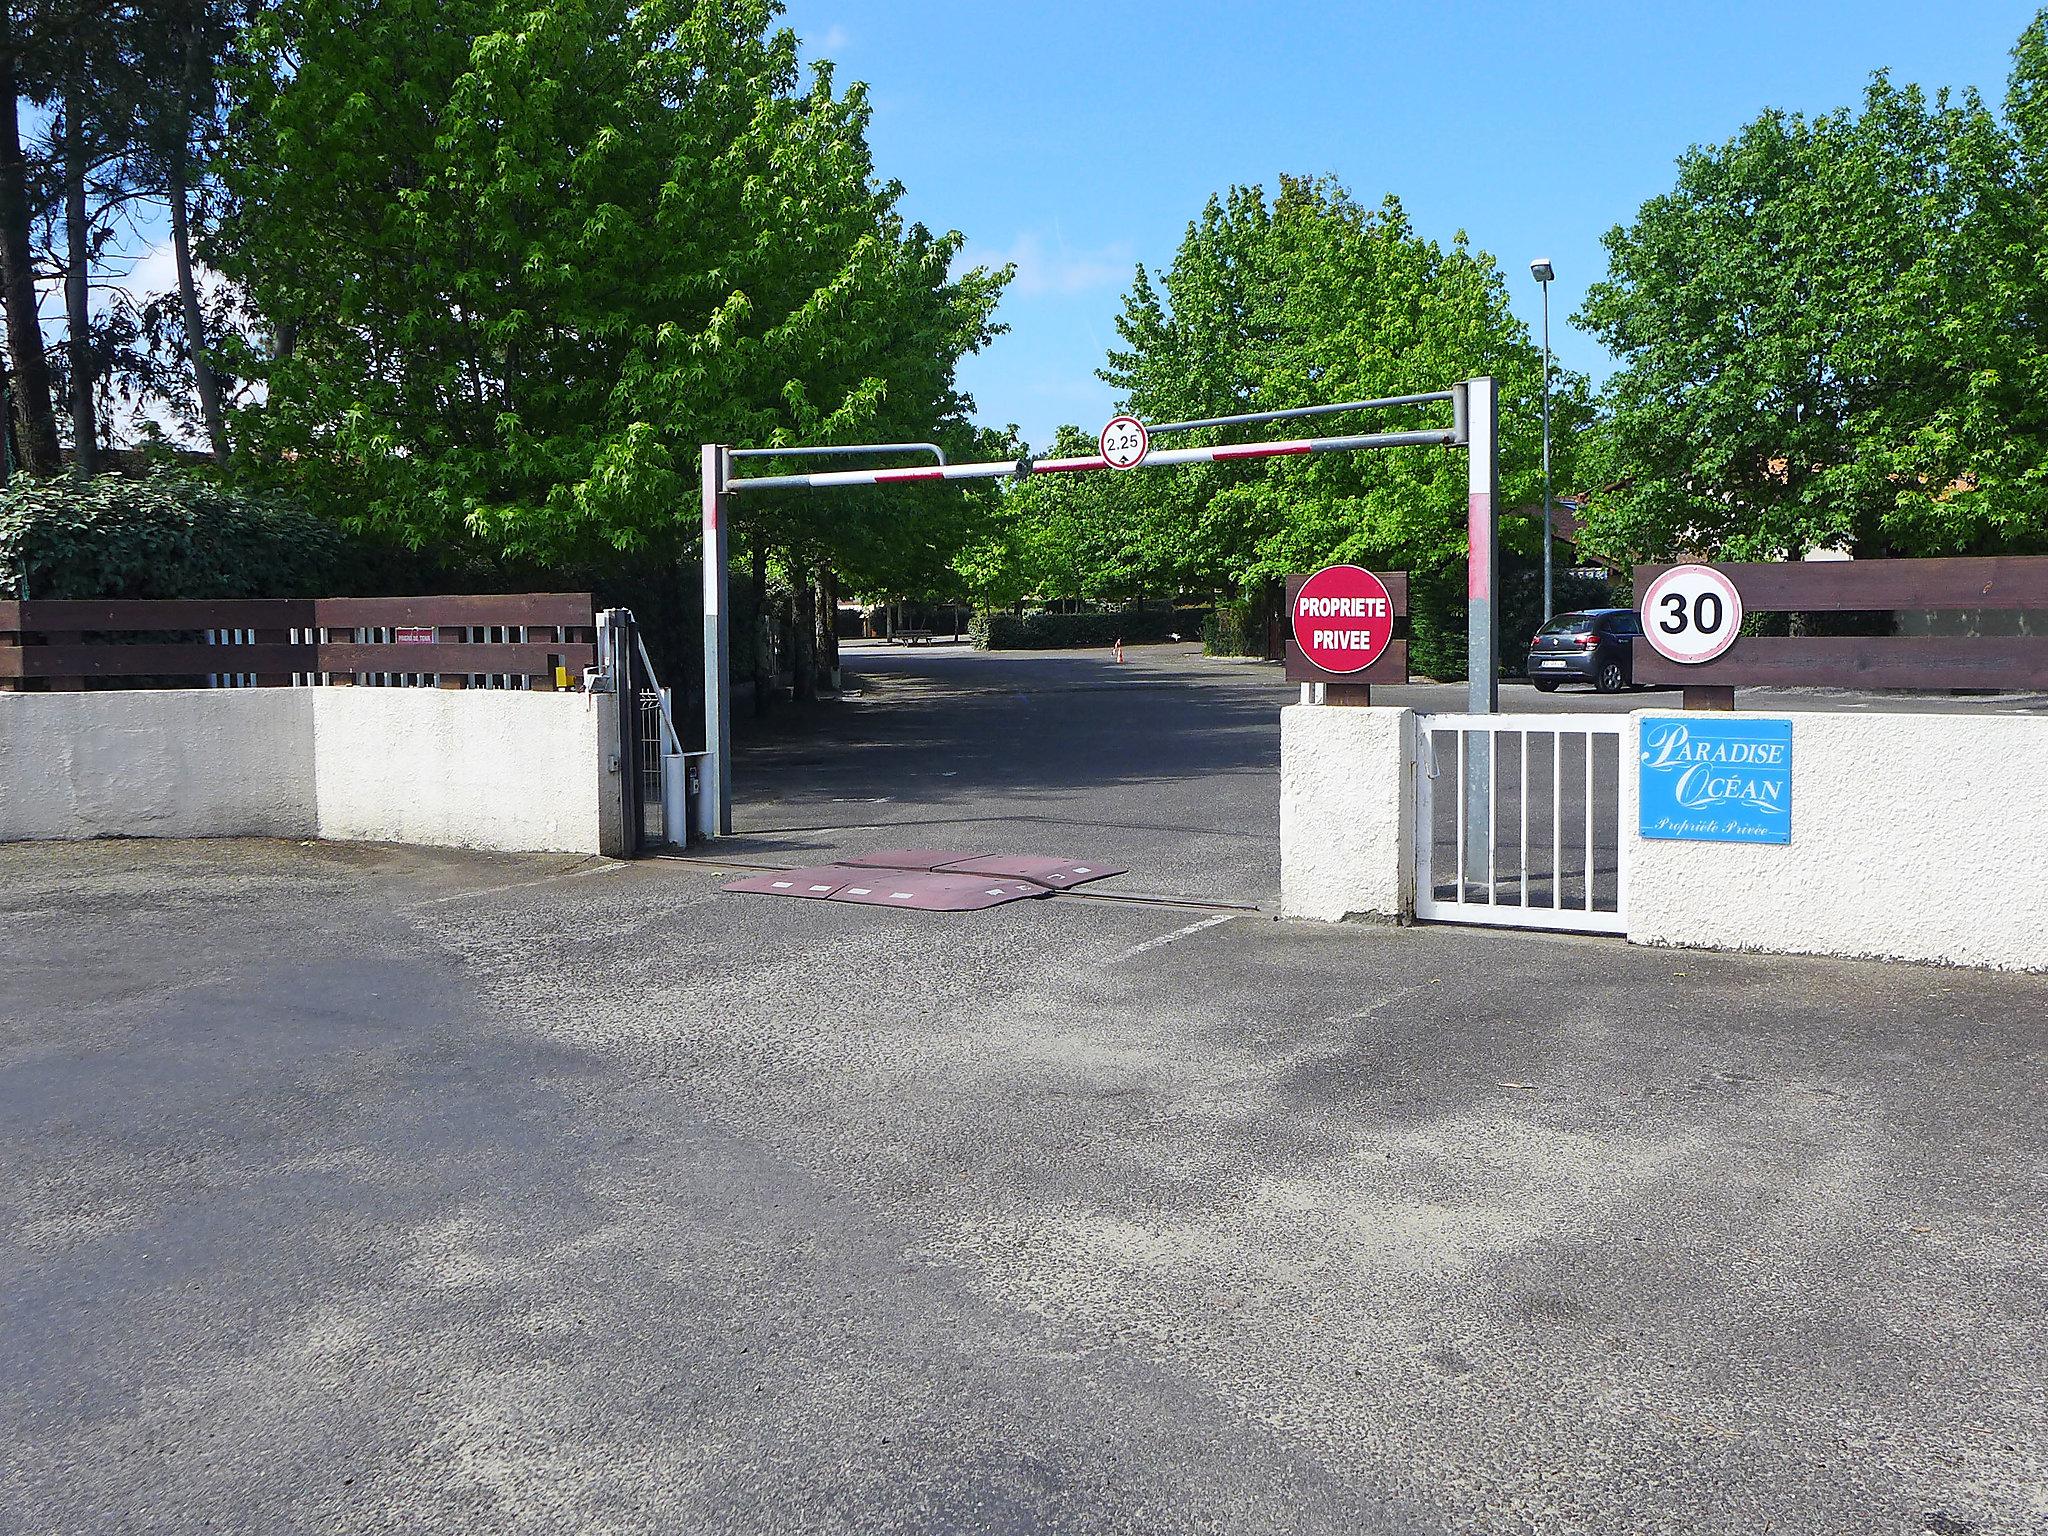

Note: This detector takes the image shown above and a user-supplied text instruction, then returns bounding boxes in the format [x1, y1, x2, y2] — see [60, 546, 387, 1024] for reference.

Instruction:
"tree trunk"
[168, 128, 227, 463]
[791, 556, 817, 702]
[750, 536, 772, 717]
[0, 33, 58, 476]
[815, 568, 839, 691]
[62, 99, 94, 476]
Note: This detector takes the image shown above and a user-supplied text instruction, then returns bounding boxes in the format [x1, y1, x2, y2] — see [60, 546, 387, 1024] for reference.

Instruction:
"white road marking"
[411, 860, 620, 907]
[1101, 912, 1239, 965]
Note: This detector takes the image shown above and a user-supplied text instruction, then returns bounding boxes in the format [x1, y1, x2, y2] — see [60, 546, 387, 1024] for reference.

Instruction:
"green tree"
[0, 1, 61, 473]
[984, 177, 1587, 647]
[214, 0, 1008, 576]
[1577, 46, 2048, 563]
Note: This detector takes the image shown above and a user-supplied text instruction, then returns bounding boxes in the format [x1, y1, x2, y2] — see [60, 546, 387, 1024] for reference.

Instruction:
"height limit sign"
[1099, 415, 1149, 469]
[1286, 564, 1400, 682]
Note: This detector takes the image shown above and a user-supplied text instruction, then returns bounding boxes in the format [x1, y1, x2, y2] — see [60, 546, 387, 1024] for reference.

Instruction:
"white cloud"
[106, 231, 189, 307]
[958, 230, 1134, 298]
[96, 231, 226, 451]
[816, 23, 850, 52]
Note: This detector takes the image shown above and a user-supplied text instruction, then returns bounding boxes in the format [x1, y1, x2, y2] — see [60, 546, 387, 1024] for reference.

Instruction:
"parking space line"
[1100, 912, 1240, 966]
[408, 860, 621, 908]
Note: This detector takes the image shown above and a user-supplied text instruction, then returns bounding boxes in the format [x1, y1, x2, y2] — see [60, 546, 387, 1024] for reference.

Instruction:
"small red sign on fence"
[394, 626, 437, 645]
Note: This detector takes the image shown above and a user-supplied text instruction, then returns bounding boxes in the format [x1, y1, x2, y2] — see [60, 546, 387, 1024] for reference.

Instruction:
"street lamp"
[1530, 258, 1555, 622]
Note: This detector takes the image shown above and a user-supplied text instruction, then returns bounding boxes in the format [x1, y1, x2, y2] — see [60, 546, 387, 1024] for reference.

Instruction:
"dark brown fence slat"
[17, 598, 314, 630]
[1285, 639, 1408, 686]
[0, 593, 597, 688]
[2, 643, 315, 679]
[1635, 635, 2048, 690]
[314, 593, 594, 628]
[320, 642, 595, 675]
[1633, 558, 2048, 612]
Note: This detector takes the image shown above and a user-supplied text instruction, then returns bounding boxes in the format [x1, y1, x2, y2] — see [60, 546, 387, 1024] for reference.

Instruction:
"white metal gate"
[1414, 713, 1629, 934]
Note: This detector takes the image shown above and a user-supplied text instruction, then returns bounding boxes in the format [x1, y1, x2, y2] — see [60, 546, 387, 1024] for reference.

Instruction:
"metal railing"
[1414, 713, 1629, 934]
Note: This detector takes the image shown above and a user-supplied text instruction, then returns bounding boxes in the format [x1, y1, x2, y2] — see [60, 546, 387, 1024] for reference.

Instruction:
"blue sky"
[781, 0, 2043, 453]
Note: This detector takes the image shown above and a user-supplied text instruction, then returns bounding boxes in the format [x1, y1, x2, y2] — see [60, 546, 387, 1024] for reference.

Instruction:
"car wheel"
[1595, 659, 1627, 694]
[1532, 680, 1559, 692]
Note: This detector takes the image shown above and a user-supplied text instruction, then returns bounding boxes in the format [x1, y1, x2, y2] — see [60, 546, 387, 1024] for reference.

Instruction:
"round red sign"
[1291, 565, 1395, 675]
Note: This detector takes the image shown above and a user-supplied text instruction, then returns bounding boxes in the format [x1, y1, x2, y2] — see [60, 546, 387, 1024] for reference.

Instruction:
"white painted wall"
[0, 689, 315, 842]
[0, 686, 627, 856]
[1278, 700, 2048, 972]
[1280, 704, 1414, 923]
[312, 688, 621, 856]
[1627, 709, 2048, 972]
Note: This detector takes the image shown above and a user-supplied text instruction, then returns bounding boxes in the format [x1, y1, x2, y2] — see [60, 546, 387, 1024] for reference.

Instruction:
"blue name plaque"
[1638, 717, 1792, 845]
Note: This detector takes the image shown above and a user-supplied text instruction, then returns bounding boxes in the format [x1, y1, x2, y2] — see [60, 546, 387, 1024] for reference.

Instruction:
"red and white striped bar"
[726, 426, 1459, 492]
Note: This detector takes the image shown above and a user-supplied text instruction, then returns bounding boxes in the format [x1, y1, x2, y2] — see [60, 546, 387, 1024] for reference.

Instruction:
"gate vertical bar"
[1456, 377, 1499, 888]
[700, 444, 732, 837]
[1551, 732, 1563, 912]
[1454, 729, 1467, 901]
[1584, 732, 1596, 912]
[1519, 731, 1530, 908]
[1486, 725, 1497, 904]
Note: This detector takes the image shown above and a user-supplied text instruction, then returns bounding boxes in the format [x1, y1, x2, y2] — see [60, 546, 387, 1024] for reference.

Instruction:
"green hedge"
[0, 468, 377, 600]
[970, 608, 1195, 650]
[1201, 599, 1267, 657]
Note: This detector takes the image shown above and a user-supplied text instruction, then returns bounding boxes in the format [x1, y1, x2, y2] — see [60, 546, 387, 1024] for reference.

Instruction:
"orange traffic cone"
[1114, 637, 1124, 663]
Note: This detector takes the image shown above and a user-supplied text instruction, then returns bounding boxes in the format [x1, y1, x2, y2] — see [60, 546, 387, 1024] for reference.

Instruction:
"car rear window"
[1537, 613, 1600, 635]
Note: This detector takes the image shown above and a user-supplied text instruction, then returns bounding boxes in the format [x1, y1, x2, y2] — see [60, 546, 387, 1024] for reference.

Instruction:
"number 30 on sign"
[1641, 564, 1744, 665]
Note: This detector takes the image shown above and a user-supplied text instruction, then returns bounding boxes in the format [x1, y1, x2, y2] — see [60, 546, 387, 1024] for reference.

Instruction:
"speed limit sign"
[1641, 564, 1744, 664]
[1099, 415, 1149, 469]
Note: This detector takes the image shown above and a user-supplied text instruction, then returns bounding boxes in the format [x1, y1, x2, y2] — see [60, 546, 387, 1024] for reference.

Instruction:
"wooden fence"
[1631, 557, 2048, 704]
[0, 594, 596, 691]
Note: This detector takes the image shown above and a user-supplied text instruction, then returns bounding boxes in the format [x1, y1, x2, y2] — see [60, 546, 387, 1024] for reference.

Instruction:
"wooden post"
[1682, 685, 1736, 711]
[435, 624, 467, 688]
[1324, 683, 1373, 706]
[253, 628, 291, 687]
[44, 630, 83, 692]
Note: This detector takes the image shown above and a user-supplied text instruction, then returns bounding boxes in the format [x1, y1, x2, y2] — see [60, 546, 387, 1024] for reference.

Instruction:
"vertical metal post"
[1456, 377, 1499, 889]
[1462, 375, 1500, 714]
[1539, 281, 1554, 623]
[700, 444, 732, 837]
[603, 609, 644, 854]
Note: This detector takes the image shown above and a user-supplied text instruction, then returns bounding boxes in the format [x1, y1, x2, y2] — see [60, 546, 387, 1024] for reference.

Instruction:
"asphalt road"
[3, 647, 2045, 1535]
[729, 641, 2044, 907]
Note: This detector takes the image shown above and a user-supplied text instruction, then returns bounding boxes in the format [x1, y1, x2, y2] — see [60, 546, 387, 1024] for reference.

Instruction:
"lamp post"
[1530, 257, 1555, 622]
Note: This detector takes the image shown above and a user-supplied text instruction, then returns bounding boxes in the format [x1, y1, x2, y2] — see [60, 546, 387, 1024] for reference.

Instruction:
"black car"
[1526, 608, 1642, 693]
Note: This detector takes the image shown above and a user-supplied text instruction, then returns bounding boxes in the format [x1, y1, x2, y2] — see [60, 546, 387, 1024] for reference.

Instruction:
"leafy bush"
[1202, 600, 1266, 657]
[0, 468, 369, 600]
[969, 608, 1191, 650]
